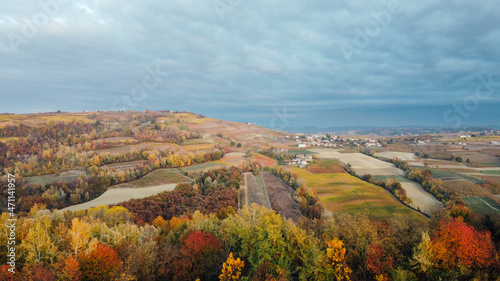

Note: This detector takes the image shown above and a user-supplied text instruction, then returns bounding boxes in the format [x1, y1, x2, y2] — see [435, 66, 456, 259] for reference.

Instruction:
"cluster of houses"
[282, 154, 313, 167]
[289, 134, 383, 148]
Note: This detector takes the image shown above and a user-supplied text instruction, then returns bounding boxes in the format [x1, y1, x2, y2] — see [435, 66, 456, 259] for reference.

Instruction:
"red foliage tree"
[430, 217, 496, 271]
[19, 264, 56, 281]
[172, 231, 222, 280]
[79, 243, 123, 281]
[0, 265, 17, 281]
[54, 256, 81, 281]
[366, 245, 393, 280]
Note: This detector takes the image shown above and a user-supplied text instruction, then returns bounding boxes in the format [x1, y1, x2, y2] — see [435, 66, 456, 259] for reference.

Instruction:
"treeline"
[117, 166, 243, 224]
[344, 164, 411, 206]
[258, 149, 296, 163]
[1, 201, 498, 280]
[270, 166, 324, 219]
[389, 159, 454, 204]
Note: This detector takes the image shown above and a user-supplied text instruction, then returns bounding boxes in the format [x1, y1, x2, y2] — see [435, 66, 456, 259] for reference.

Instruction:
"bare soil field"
[400, 182, 443, 214]
[187, 118, 293, 150]
[61, 183, 178, 211]
[309, 149, 404, 176]
[262, 173, 302, 221]
[375, 151, 417, 161]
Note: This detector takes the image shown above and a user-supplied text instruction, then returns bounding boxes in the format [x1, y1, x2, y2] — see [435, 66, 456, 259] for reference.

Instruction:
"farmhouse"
[490, 140, 500, 145]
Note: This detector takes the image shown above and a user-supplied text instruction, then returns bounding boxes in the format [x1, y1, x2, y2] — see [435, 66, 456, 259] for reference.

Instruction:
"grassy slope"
[113, 169, 189, 188]
[463, 197, 500, 214]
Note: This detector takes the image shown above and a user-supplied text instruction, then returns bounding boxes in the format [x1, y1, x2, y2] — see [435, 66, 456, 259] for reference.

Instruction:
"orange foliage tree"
[79, 243, 123, 280]
[430, 218, 496, 272]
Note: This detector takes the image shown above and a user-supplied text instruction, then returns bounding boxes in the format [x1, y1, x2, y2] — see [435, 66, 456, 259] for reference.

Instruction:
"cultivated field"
[25, 169, 86, 185]
[101, 160, 148, 170]
[239, 172, 271, 209]
[61, 183, 178, 211]
[309, 149, 404, 175]
[112, 169, 189, 188]
[216, 152, 246, 164]
[180, 162, 230, 174]
[251, 153, 277, 167]
[307, 150, 442, 214]
[400, 182, 443, 214]
[262, 173, 302, 221]
[463, 197, 500, 214]
[375, 151, 417, 161]
[291, 165, 427, 221]
[441, 179, 492, 197]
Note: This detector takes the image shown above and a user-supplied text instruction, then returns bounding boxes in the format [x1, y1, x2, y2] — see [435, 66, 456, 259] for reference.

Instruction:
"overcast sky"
[1, 0, 499, 129]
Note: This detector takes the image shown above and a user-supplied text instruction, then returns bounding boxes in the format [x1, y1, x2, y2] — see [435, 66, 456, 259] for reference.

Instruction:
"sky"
[0, 0, 499, 129]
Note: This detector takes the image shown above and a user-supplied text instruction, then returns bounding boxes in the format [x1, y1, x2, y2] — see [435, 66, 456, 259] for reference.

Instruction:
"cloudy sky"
[1, 0, 499, 129]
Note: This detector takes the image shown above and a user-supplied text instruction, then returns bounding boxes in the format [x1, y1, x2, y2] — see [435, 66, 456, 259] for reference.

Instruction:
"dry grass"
[0, 137, 19, 143]
[182, 143, 215, 151]
[251, 153, 276, 167]
[306, 160, 346, 174]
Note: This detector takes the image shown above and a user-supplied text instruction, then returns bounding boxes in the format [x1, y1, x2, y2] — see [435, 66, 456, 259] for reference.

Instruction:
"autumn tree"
[20, 215, 58, 265]
[429, 217, 496, 274]
[53, 256, 81, 281]
[366, 245, 393, 281]
[325, 238, 352, 281]
[219, 252, 245, 281]
[79, 243, 123, 281]
[69, 218, 94, 257]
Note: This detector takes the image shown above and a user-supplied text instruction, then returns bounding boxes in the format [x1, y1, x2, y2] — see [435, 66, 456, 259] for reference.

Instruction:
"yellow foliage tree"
[70, 218, 92, 257]
[326, 238, 352, 281]
[219, 252, 244, 281]
[20, 215, 58, 265]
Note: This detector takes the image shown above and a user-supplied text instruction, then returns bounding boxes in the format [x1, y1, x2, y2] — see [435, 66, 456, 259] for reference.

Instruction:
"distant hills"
[279, 125, 500, 135]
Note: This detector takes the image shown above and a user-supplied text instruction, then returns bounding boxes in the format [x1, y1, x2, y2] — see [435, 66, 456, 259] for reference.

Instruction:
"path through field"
[61, 184, 177, 211]
[478, 198, 500, 212]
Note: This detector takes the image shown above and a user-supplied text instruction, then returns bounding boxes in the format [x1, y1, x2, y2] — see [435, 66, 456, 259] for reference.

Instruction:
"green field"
[428, 168, 484, 184]
[289, 149, 318, 155]
[479, 170, 500, 175]
[114, 169, 189, 188]
[180, 162, 230, 174]
[463, 197, 500, 214]
[372, 175, 413, 183]
[291, 166, 427, 222]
